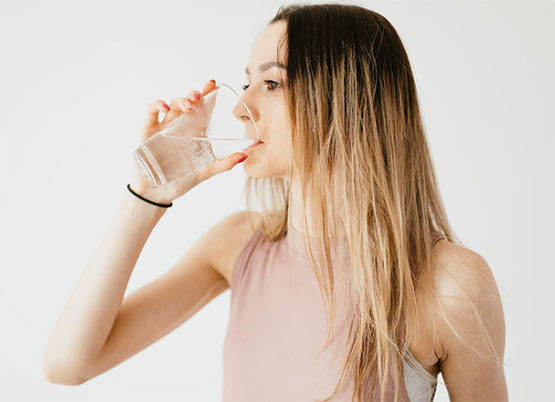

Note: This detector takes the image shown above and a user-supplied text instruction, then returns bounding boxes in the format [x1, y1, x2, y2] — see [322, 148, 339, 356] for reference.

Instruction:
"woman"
[43, 4, 508, 401]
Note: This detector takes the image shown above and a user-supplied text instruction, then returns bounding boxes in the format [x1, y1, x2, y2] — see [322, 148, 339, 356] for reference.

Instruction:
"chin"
[243, 169, 273, 179]
[242, 163, 287, 179]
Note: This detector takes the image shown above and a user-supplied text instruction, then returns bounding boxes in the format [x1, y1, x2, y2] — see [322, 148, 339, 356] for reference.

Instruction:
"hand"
[129, 79, 248, 205]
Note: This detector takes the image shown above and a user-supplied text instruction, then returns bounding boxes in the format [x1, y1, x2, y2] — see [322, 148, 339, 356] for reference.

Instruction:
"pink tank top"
[222, 225, 441, 401]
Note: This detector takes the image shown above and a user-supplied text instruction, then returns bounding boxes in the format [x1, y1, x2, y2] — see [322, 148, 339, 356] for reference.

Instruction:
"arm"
[44, 194, 248, 385]
[42, 191, 169, 384]
[433, 247, 508, 401]
[42, 82, 248, 386]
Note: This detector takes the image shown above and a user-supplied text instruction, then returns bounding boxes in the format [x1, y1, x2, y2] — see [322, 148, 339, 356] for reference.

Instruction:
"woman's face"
[233, 20, 291, 180]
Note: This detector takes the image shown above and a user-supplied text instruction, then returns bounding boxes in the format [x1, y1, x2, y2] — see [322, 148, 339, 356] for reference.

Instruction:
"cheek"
[267, 130, 291, 160]
[249, 141, 288, 164]
[242, 138, 291, 177]
[243, 104, 291, 174]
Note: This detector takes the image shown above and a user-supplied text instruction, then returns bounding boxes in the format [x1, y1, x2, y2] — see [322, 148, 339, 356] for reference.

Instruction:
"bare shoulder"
[426, 239, 508, 399]
[197, 210, 264, 288]
[429, 239, 502, 321]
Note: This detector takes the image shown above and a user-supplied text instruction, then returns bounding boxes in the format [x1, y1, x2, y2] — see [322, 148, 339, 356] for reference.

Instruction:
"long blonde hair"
[243, 4, 497, 401]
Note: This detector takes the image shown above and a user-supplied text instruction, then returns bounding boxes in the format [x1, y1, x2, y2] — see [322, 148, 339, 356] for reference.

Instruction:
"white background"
[0, 0, 553, 401]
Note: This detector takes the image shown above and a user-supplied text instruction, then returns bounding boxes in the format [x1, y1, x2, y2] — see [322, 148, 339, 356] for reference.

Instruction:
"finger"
[144, 100, 170, 131]
[161, 97, 189, 125]
[181, 89, 208, 113]
[171, 92, 199, 113]
[186, 80, 217, 113]
[187, 89, 202, 105]
[161, 83, 216, 126]
[201, 79, 218, 97]
[197, 152, 248, 183]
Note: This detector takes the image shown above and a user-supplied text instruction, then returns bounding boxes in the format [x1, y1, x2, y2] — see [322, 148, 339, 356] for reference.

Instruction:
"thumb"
[231, 152, 249, 165]
[197, 152, 248, 182]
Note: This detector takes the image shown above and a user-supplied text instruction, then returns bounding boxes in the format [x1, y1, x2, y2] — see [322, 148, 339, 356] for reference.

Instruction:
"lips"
[243, 140, 264, 152]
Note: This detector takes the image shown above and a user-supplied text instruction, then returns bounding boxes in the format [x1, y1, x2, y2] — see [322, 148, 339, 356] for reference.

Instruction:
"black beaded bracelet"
[127, 184, 173, 208]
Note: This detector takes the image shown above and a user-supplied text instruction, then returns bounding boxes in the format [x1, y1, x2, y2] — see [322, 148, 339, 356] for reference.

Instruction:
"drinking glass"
[133, 82, 259, 188]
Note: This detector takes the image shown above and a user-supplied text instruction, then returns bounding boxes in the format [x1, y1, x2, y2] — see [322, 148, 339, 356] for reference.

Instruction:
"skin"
[43, 20, 508, 401]
[237, 20, 343, 237]
[234, 21, 291, 180]
[239, 21, 508, 400]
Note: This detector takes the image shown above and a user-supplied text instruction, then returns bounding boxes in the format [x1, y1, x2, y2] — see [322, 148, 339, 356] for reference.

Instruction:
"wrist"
[129, 173, 173, 203]
[127, 184, 173, 208]
[123, 187, 169, 217]
[129, 174, 153, 197]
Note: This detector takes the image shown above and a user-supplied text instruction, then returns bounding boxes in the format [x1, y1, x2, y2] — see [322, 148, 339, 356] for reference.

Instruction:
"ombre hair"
[243, 4, 498, 401]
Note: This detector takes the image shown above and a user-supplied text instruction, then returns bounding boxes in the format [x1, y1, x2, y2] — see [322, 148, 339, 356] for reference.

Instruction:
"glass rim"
[210, 82, 260, 142]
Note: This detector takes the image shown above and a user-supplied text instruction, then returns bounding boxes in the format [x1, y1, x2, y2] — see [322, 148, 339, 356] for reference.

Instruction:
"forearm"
[43, 189, 167, 377]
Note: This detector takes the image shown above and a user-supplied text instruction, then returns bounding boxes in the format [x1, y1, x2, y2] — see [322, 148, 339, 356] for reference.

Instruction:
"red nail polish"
[236, 156, 248, 163]
[193, 93, 201, 99]
[163, 104, 170, 111]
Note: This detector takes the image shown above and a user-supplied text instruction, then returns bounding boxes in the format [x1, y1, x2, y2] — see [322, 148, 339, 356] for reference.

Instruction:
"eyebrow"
[245, 61, 287, 75]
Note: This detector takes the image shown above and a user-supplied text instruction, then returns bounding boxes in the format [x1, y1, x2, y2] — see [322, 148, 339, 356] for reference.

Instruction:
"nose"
[233, 98, 259, 141]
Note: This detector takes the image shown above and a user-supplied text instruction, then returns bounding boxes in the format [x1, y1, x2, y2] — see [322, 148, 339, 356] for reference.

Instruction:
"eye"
[264, 80, 281, 91]
[241, 80, 281, 91]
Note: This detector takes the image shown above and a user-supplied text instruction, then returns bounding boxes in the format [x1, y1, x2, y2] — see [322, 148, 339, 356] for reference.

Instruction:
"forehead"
[249, 20, 287, 66]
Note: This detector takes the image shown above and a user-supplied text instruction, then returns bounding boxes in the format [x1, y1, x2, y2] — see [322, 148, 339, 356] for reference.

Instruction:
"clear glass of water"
[133, 82, 259, 188]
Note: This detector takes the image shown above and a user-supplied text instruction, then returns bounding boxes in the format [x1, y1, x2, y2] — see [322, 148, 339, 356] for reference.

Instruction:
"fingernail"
[193, 92, 201, 99]
[210, 79, 216, 84]
[236, 156, 248, 163]
[163, 104, 170, 111]
[184, 100, 193, 109]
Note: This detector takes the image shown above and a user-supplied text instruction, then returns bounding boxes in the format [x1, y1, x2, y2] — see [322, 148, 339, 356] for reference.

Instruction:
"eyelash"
[241, 80, 281, 91]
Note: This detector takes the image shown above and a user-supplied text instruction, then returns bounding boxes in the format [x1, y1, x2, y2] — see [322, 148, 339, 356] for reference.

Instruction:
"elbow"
[42, 361, 87, 386]
[43, 370, 87, 386]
